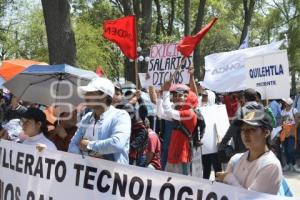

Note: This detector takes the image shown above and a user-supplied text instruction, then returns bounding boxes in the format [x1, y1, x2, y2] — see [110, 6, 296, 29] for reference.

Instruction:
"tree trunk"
[119, 0, 136, 84]
[140, 0, 152, 73]
[41, 0, 77, 66]
[133, 0, 140, 21]
[154, 0, 164, 41]
[167, 0, 176, 36]
[184, 0, 190, 36]
[121, 0, 133, 15]
[239, 0, 255, 46]
[192, 0, 206, 80]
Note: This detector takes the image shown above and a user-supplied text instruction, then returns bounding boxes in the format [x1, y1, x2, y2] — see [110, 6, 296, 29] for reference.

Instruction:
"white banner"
[245, 50, 290, 100]
[203, 40, 284, 92]
[0, 140, 296, 200]
[147, 43, 192, 87]
[200, 104, 230, 155]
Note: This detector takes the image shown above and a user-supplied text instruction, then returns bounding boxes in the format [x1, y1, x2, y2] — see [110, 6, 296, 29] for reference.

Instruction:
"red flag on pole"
[103, 15, 138, 60]
[177, 17, 218, 57]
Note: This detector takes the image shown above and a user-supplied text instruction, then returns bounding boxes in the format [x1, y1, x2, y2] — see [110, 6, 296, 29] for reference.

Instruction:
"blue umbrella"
[4, 64, 98, 107]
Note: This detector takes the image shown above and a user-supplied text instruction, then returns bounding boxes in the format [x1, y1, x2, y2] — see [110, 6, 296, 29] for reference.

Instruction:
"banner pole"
[134, 15, 139, 89]
[135, 60, 139, 89]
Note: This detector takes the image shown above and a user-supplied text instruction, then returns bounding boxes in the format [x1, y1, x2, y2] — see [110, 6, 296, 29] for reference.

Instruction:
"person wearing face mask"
[158, 80, 198, 175]
[68, 77, 131, 164]
[215, 108, 282, 195]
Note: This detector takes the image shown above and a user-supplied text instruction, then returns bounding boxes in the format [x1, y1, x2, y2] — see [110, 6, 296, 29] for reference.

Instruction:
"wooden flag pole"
[134, 15, 140, 89]
[135, 59, 139, 89]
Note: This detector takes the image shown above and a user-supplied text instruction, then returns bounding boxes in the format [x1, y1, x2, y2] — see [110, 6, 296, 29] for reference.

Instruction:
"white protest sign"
[0, 140, 296, 200]
[200, 104, 230, 155]
[147, 43, 193, 87]
[138, 73, 152, 88]
[203, 40, 284, 92]
[245, 50, 290, 99]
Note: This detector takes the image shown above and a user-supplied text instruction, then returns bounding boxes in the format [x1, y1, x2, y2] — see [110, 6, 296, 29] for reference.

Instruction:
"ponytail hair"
[40, 122, 48, 135]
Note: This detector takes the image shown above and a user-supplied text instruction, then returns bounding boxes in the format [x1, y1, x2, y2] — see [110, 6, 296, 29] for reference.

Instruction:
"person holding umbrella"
[68, 77, 131, 164]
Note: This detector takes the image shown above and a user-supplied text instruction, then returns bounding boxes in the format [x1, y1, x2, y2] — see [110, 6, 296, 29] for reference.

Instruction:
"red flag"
[103, 15, 137, 60]
[177, 17, 218, 57]
[95, 66, 105, 77]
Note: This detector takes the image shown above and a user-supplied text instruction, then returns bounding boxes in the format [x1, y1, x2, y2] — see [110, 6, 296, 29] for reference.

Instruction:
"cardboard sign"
[147, 43, 193, 87]
[200, 104, 230, 155]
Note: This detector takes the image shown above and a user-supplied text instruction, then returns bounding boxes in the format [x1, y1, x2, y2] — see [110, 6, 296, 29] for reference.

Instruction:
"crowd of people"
[0, 67, 299, 196]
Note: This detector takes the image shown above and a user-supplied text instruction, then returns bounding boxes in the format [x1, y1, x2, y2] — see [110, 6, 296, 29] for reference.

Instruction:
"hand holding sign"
[215, 171, 228, 182]
[161, 80, 172, 92]
[79, 139, 89, 151]
[0, 129, 9, 140]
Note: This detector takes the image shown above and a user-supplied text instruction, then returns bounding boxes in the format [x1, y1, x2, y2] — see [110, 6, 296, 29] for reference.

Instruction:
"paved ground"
[284, 170, 300, 198]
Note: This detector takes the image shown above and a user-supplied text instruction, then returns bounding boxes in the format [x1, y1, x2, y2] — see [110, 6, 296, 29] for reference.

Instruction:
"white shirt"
[281, 108, 298, 125]
[156, 92, 180, 121]
[22, 133, 57, 151]
[224, 151, 282, 195]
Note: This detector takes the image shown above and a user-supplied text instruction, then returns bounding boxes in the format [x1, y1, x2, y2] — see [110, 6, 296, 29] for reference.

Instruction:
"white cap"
[282, 97, 293, 105]
[78, 77, 115, 98]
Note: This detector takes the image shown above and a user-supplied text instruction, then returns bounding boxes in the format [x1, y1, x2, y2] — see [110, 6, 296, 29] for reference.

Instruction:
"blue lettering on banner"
[256, 80, 276, 87]
[249, 64, 284, 79]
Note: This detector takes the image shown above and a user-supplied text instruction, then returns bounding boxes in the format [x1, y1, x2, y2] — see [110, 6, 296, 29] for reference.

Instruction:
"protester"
[268, 99, 283, 163]
[0, 107, 58, 151]
[280, 97, 300, 172]
[216, 108, 282, 195]
[144, 118, 161, 170]
[0, 90, 6, 123]
[48, 110, 78, 152]
[19, 107, 57, 150]
[196, 81, 216, 107]
[223, 92, 240, 122]
[149, 86, 174, 170]
[124, 87, 148, 122]
[112, 81, 123, 106]
[158, 80, 198, 175]
[4, 94, 27, 122]
[269, 99, 282, 127]
[123, 103, 148, 167]
[198, 88, 222, 180]
[219, 88, 263, 154]
[68, 77, 131, 164]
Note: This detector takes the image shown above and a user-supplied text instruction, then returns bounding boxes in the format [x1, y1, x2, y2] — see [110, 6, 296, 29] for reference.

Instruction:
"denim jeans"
[283, 136, 296, 165]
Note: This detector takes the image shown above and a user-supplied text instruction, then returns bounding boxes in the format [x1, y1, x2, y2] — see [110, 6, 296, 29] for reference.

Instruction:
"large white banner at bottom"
[0, 140, 296, 200]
